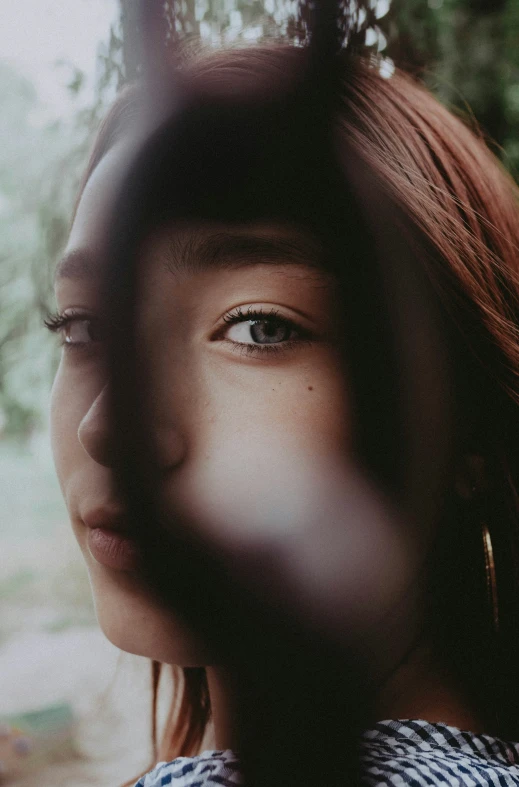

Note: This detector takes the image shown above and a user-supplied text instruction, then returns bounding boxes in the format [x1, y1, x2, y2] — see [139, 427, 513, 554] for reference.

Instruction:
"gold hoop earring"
[482, 522, 499, 634]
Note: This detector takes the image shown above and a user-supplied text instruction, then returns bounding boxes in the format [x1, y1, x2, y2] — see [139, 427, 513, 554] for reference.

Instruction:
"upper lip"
[81, 507, 129, 533]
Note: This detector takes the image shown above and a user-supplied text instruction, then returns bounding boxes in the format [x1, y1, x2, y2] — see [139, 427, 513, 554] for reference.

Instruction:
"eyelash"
[44, 311, 74, 332]
[219, 306, 310, 356]
[44, 307, 310, 357]
[44, 311, 101, 351]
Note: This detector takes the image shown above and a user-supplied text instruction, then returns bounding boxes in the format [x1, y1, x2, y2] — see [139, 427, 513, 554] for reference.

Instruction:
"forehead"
[57, 142, 325, 285]
[63, 142, 136, 269]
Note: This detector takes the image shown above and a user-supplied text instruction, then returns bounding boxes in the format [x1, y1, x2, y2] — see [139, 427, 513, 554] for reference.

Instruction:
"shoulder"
[361, 720, 519, 786]
[132, 723, 519, 787]
[133, 750, 242, 787]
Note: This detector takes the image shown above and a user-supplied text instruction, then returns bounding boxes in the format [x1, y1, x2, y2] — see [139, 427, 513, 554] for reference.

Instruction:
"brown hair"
[76, 44, 519, 778]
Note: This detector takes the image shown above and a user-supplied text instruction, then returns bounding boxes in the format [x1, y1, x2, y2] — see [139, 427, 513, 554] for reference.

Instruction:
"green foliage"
[0, 64, 58, 434]
[0, 37, 120, 437]
[379, 0, 519, 177]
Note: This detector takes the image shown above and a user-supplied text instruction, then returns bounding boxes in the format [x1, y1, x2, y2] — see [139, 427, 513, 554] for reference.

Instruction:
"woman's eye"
[62, 319, 99, 345]
[44, 312, 105, 349]
[225, 317, 296, 346]
[216, 307, 313, 355]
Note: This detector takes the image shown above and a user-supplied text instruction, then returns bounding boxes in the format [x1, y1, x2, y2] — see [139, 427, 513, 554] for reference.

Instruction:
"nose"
[77, 385, 115, 467]
[78, 385, 187, 471]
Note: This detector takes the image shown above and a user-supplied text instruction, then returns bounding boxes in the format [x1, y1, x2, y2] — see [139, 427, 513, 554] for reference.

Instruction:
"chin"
[87, 563, 208, 665]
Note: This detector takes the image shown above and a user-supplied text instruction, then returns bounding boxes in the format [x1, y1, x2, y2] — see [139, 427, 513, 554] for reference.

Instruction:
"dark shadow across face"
[50, 142, 351, 664]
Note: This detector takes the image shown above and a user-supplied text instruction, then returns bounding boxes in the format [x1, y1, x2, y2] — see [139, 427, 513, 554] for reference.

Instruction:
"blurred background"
[0, 0, 518, 784]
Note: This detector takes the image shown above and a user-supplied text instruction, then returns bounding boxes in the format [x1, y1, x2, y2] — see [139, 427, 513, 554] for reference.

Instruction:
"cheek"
[49, 360, 100, 492]
[204, 352, 350, 458]
[165, 351, 351, 519]
[49, 365, 75, 490]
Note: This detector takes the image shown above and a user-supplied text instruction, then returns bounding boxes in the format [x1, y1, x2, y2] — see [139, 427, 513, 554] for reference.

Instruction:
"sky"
[0, 0, 119, 121]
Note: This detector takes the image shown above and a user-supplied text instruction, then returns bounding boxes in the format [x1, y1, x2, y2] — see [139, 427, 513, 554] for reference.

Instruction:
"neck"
[374, 642, 485, 733]
[205, 643, 483, 752]
[206, 667, 237, 750]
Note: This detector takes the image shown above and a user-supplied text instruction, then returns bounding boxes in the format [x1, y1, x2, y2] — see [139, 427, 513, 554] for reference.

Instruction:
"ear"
[454, 453, 487, 501]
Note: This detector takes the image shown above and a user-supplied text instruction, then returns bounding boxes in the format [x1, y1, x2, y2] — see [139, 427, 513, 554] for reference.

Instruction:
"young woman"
[47, 44, 519, 786]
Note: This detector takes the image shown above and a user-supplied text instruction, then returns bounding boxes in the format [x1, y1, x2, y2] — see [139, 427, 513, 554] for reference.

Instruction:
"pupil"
[250, 319, 289, 344]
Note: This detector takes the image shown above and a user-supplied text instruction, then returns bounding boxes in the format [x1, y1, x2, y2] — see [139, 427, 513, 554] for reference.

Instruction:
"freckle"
[308, 386, 313, 391]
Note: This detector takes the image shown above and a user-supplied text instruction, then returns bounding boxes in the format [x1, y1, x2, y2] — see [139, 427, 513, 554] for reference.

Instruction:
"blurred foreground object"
[103, 1, 454, 785]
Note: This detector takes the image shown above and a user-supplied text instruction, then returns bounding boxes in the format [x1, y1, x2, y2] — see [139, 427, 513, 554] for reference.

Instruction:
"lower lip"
[87, 527, 141, 571]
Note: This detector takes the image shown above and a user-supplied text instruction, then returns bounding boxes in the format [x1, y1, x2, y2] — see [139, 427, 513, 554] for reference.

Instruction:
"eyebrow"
[163, 231, 323, 275]
[55, 249, 100, 282]
[55, 230, 323, 283]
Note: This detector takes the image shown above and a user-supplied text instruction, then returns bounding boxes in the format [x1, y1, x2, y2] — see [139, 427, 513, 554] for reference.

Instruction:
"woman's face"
[50, 142, 350, 664]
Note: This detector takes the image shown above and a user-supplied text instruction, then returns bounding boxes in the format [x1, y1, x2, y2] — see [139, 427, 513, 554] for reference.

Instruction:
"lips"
[82, 506, 127, 533]
[82, 507, 141, 572]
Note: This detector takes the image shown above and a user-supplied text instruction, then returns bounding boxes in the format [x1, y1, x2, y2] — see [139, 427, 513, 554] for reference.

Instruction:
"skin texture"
[50, 142, 483, 748]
